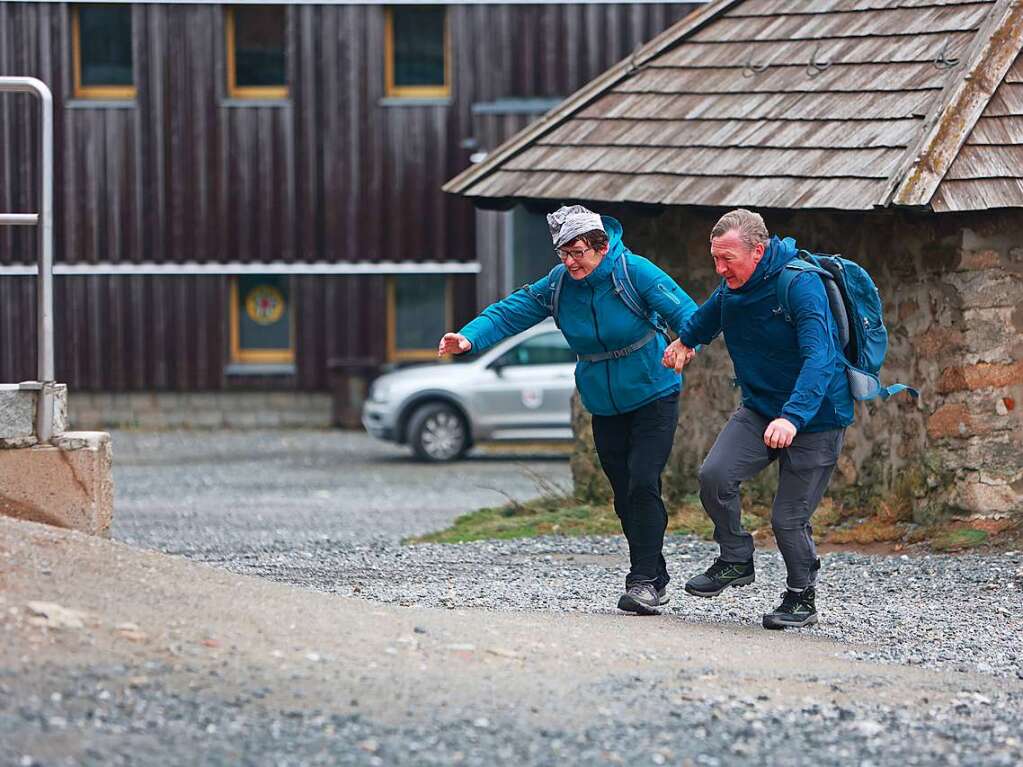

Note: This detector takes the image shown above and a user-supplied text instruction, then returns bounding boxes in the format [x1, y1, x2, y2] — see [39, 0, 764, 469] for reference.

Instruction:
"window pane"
[512, 207, 556, 290]
[235, 6, 286, 87]
[508, 333, 574, 366]
[79, 6, 133, 87]
[395, 276, 446, 351]
[392, 6, 445, 88]
[237, 275, 292, 351]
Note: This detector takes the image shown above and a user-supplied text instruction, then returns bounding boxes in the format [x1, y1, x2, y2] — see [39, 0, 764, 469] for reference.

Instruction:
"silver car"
[361, 319, 576, 461]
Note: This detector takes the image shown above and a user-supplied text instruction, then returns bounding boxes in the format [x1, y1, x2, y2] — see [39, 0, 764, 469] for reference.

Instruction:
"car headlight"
[370, 381, 391, 403]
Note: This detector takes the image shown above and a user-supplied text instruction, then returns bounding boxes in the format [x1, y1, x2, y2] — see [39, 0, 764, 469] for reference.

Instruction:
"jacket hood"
[582, 215, 624, 286]
[733, 235, 798, 293]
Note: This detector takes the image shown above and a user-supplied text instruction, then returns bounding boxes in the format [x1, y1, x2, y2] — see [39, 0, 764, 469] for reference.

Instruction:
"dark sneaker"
[762, 587, 818, 630]
[617, 582, 668, 616]
[684, 558, 755, 597]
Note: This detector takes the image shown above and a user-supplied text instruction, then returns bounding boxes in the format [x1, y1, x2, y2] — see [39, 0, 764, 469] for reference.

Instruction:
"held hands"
[438, 332, 472, 357]
[763, 418, 797, 449]
[661, 339, 696, 373]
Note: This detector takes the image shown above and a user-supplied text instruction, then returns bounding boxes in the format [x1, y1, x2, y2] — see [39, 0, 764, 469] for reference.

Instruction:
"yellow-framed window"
[72, 4, 136, 100]
[229, 276, 296, 365]
[226, 5, 289, 100]
[386, 275, 453, 362]
[385, 6, 451, 99]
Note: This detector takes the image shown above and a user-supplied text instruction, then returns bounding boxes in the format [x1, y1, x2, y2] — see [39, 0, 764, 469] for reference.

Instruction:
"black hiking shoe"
[617, 582, 668, 616]
[762, 587, 818, 630]
[684, 558, 755, 597]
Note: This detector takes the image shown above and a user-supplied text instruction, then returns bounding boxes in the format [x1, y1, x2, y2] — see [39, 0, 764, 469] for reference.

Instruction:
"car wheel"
[408, 402, 469, 462]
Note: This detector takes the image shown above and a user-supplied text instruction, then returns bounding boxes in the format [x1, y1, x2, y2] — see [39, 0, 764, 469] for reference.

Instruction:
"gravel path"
[110, 430, 572, 552]
[192, 535, 1023, 681]
[5, 663, 1022, 767]
[7, 429, 1009, 766]
[3, 516, 1022, 767]
[109, 430, 1023, 681]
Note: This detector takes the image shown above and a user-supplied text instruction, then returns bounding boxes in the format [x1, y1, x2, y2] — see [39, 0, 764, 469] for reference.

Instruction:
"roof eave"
[885, 0, 1023, 209]
[442, 0, 743, 197]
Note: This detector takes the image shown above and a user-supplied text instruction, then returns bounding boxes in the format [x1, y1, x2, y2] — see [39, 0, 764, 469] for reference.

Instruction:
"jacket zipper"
[657, 283, 681, 305]
[590, 284, 619, 414]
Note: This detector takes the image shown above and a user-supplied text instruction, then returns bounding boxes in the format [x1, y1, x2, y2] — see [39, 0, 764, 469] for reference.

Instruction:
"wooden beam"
[885, 0, 1023, 208]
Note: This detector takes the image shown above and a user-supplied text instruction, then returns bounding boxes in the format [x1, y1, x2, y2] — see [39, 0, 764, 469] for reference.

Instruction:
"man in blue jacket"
[439, 205, 698, 615]
[663, 209, 853, 630]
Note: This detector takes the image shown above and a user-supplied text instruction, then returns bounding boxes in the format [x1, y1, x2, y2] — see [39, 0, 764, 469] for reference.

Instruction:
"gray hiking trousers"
[698, 406, 845, 590]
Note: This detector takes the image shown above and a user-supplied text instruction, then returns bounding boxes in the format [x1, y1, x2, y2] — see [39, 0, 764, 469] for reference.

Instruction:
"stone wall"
[68, 392, 333, 430]
[571, 206, 1023, 522]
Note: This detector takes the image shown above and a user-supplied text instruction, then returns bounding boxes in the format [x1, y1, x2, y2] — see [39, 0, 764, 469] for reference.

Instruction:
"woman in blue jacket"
[438, 205, 698, 615]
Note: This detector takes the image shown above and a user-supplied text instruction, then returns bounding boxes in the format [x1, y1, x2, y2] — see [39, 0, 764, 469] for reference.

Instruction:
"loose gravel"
[109, 430, 1023, 681]
[5, 429, 1012, 766]
[4, 663, 1022, 767]
[186, 535, 1023, 681]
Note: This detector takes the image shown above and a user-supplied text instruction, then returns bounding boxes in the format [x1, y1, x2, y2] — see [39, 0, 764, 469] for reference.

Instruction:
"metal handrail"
[0, 76, 55, 442]
[0, 213, 39, 225]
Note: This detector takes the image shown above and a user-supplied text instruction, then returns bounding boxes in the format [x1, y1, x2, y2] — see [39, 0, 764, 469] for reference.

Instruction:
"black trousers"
[591, 393, 679, 590]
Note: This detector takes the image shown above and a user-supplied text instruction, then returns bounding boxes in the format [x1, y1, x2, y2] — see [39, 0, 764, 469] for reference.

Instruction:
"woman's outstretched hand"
[438, 333, 472, 357]
[662, 338, 695, 372]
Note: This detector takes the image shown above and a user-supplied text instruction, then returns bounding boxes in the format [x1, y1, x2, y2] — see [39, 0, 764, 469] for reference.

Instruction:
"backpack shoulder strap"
[548, 264, 567, 329]
[611, 253, 672, 336]
[611, 254, 647, 319]
[776, 260, 814, 322]
[776, 259, 831, 321]
[521, 265, 564, 311]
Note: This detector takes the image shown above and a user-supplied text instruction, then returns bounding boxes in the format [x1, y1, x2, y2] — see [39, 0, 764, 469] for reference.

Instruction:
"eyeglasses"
[555, 246, 594, 262]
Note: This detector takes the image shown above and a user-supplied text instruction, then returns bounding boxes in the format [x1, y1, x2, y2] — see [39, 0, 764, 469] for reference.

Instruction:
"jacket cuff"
[676, 329, 698, 349]
[458, 332, 477, 355]
[779, 410, 805, 432]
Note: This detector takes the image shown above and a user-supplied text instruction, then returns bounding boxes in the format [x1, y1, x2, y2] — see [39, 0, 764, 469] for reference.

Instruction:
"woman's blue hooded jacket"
[459, 217, 698, 416]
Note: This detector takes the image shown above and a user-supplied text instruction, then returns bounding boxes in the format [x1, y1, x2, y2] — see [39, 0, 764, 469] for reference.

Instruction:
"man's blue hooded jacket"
[459, 217, 698, 416]
[677, 236, 854, 433]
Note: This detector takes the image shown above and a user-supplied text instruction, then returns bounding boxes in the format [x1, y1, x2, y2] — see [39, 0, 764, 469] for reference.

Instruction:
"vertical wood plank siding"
[0, 2, 696, 390]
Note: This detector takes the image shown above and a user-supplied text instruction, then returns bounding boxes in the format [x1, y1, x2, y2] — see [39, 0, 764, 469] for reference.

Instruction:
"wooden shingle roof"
[445, 0, 1023, 212]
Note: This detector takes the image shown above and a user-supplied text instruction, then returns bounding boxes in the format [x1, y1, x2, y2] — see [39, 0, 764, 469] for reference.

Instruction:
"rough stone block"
[948, 473, 1023, 516]
[0, 385, 35, 444]
[937, 361, 1023, 394]
[947, 270, 1022, 310]
[957, 249, 1003, 271]
[0, 384, 69, 447]
[0, 431, 113, 536]
[910, 326, 964, 359]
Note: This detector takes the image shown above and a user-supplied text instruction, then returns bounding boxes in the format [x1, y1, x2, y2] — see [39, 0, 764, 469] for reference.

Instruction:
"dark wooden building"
[0, 0, 698, 424]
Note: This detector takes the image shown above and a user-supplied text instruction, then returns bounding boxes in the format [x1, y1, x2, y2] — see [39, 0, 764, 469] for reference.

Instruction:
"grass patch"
[408, 493, 770, 545]
[409, 497, 620, 544]
[408, 476, 1020, 552]
[930, 527, 989, 552]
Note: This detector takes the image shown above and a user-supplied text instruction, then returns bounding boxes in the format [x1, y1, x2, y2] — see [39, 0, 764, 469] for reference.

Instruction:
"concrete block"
[279, 410, 321, 428]
[252, 411, 283, 427]
[0, 383, 69, 447]
[0, 385, 35, 446]
[0, 431, 113, 536]
[185, 411, 226, 429]
[226, 411, 260, 428]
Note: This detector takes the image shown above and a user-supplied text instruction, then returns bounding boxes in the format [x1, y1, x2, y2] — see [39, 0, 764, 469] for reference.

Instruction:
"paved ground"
[2, 430, 1021, 765]
[111, 430, 572, 553]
